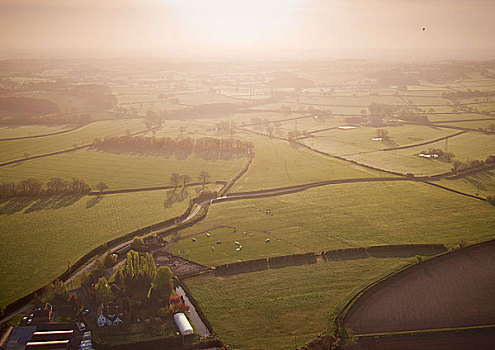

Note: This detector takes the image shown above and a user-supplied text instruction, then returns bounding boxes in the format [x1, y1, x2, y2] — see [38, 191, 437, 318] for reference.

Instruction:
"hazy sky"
[1, 0, 494, 59]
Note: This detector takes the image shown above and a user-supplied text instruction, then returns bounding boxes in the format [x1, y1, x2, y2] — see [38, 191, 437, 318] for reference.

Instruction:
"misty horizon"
[1, 0, 494, 60]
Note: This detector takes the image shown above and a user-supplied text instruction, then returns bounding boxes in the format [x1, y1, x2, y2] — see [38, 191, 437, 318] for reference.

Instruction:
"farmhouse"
[96, 304, 124, 327]
[29, 304, 52, 324]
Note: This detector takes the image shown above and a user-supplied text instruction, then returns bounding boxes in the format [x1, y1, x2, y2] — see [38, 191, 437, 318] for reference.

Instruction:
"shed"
[173, 313, 194, 336]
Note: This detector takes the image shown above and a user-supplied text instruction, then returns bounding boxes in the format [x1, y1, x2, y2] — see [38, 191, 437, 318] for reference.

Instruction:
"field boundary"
[381, 130, 467, 151]
[0, 124, 86, 141]
[180, 244, 447, 277]
[87, 181, 227, 196]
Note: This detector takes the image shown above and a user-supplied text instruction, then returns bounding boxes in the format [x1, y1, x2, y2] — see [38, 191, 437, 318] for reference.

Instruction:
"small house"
[96, 304, 124, 327]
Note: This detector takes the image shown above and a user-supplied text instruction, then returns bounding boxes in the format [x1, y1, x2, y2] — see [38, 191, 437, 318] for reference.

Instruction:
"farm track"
[343, 240, 495, 335]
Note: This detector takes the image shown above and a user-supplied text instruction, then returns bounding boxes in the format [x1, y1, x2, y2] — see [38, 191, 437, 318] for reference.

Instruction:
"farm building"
[173, 313, 194, 336]
[96, 304, 124, 327]
[29, 304, 52, 324]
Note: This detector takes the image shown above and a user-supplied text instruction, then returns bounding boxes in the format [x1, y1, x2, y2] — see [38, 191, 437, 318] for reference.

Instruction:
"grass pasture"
[435, 170, 495, 198]
[172, 182, 495, 267]
[0, 190, 189, 308]
[0, 125, 75, 139]
[231, 134, 387, 192]
[185, 258, 411, 350]
[300, 124, 454, 156]
[0, 119, 147, 163]
[0, 149, 247, 189]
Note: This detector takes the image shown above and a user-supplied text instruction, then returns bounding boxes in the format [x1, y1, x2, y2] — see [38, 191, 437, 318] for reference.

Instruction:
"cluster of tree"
[114, 251, 174, 304]
[58, 84, 117, 111]
[417, 64, 466, 83]
[369, 103, 396, 119]
[0, 177, 91, 199]
[92, 135, 254, 160]
[441, 89, 495, 100]
[144, 110, 163, 130]
[169, 172, 197, 193]
[452, 155, 495, 174]
[164, 103, 241, 119]
[479, 124, 495, 133]
[249, 117, 282, 138]
[268, 71, 315, 89]
[368, 103, 429, 124]
[168, 295, 189, 314]
[372, 69, 419, 86]
[420, 148, 455, 162]
[0, 97, 60, 114]
[376, 128, 389, 140]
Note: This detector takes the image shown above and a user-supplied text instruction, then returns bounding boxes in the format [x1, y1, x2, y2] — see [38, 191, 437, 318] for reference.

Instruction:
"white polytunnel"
[174, 313, 194, 336]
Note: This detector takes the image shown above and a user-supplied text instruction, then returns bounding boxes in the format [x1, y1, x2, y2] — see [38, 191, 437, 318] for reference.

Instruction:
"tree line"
[441, 89, 495, 100]
[368, 103, 430, 124]
[92, 135, 254, 160]
[452, 155, 495, 174]
[0, 177, 94, 199]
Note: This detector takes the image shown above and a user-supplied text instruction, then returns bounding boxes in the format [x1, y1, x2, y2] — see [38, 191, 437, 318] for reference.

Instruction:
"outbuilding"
[173, 313, 193, 336]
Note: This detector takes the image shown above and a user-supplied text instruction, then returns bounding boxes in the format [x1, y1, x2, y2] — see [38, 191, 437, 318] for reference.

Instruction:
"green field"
[0, 149, 247, 189]
[172, 182, 495, 266]
[327, 130, 495, 176]
[435, 170, 495, 198]
[0, 119, 147, 163]
[0, 190, 188, 308]
[185, 258, 411, 350]
[300, 124, 454, 156]
[0, 125, 74, 139]
[428, 112, 489, 122]
[231, 134, 387, 192]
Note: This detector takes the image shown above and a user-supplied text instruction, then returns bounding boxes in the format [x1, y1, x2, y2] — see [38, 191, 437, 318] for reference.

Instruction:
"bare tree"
[181, 175, 191, 192]
[198, 171, 210, 190]
[170, 173, 180, 193]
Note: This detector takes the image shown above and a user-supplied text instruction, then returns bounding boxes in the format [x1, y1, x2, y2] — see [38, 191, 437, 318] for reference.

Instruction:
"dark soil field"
[345, 240, 495, 334]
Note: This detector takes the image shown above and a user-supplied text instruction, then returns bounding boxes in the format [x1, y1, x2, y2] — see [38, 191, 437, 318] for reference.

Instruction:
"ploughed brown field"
[345, 240, 495, 334]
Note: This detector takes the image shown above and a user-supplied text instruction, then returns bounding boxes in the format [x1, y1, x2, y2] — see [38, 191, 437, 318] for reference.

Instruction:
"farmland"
[344, 241, 495, 334]
[0, 58, 494, 349]
[171, 181, 495, 267]
[185, 257, 411, 350]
